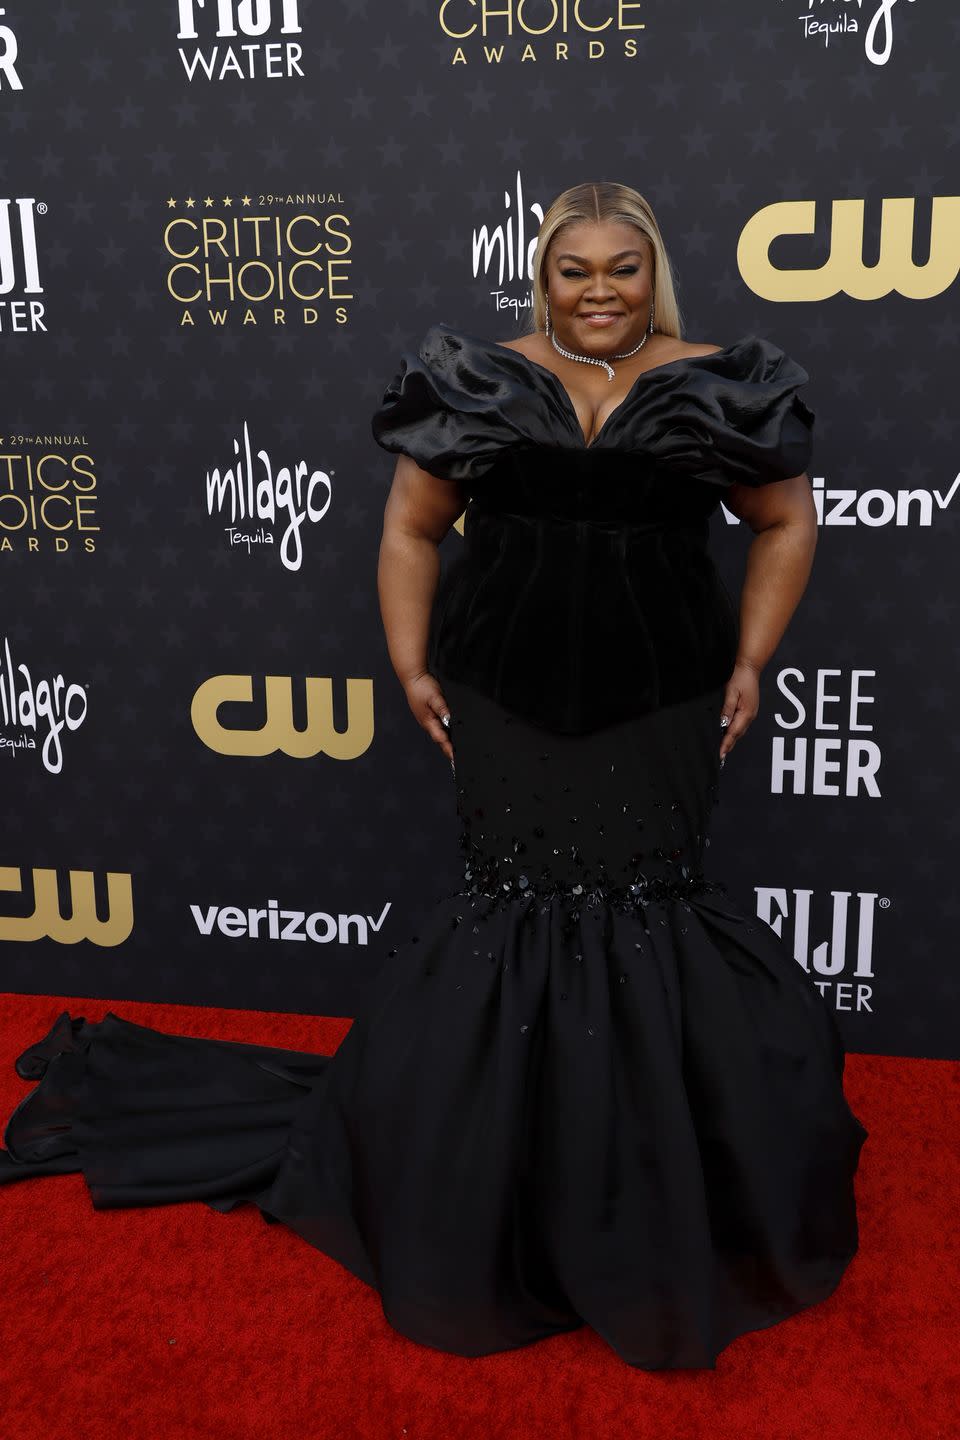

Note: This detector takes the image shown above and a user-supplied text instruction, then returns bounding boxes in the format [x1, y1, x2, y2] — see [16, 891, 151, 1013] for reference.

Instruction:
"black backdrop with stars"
[1, 1, 956, 1059]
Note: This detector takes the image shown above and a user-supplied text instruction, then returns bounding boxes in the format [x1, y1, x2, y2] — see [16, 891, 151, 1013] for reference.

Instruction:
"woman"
[0, 182, 867, 1371]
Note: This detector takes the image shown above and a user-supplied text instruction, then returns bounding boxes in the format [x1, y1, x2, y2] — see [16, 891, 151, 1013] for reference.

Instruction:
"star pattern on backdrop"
[0, 0, 954, 1049]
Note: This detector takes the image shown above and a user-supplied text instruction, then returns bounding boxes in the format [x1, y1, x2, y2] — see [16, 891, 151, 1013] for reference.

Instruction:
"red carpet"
[0, 993, 956, 1440]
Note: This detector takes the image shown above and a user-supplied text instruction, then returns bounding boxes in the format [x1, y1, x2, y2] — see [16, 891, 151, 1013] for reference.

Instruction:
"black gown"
[0, 325, 868, 1371]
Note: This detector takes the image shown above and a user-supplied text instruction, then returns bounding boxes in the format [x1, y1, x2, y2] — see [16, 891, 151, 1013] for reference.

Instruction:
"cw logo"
[0, 866, 133, 947]
[739, 196, 959, 301]
[192, 674, 374, 757]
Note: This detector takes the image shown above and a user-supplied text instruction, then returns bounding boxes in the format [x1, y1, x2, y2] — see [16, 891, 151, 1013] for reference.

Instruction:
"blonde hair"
[525, 182, 683, 340]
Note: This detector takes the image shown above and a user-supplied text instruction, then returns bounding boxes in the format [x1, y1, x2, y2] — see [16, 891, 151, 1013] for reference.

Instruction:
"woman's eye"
[560, 266, 640, 279]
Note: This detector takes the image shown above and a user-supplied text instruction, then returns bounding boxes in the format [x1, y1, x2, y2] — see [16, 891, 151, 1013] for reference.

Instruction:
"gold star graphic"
[185, 197, 196, 209]
[240, 195, 252, 206]
[203, 196, 214, 208]
[223, 196, 233, 207]
[166, 197, 177, 209]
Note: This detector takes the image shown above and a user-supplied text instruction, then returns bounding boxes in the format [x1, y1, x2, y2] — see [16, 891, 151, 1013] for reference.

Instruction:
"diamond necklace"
[546, 300, 655, 381]
[549, 326, 649, 381]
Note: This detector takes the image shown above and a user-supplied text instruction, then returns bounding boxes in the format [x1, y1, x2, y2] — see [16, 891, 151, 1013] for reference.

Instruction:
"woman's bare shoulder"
[495, 334, 541, 356]
[680, 340, 725, 359]
[645, 337, 725, 363]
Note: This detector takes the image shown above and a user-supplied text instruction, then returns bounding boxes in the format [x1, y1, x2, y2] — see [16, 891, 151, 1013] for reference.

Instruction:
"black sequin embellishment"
[454, 835, 727, 913]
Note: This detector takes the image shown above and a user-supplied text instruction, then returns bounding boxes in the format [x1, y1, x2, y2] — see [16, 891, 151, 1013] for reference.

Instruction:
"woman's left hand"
[720, 660, 760, 763]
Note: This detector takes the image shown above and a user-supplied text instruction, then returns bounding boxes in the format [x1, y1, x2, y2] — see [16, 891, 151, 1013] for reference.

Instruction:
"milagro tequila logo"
[440, 0, 647, 64]
[176, 0, 305, 80]
[756, 884, 886, 1014]
[0, 197, 45, 333]
[204, 420, 333, 571]
[164, 194, 352, 328]
[472, 172, 544, 319]
[0, 637, 89, 774]
[789, 0, 918, 63]
[0, 8, 23, 90]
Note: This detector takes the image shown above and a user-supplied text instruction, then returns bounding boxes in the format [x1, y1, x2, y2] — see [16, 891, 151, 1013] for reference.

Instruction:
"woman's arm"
[377, 453, 468, 763]
[717, 473, 818, 761]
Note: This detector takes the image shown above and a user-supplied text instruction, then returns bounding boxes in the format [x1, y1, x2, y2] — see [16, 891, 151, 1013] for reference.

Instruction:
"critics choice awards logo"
[176, 0, 305, 81]
[163, 193, 352, 328]
[0, 198, 46, 333]
[438, 0, 647, 64]
[0, 435, 99, 555]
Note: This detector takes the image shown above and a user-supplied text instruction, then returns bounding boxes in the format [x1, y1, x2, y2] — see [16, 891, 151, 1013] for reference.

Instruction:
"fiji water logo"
[756, 884, 886, 1013]
[0, 197, 46, 333]
[472, 171, 544, 319]
[176, 0, 304, 81]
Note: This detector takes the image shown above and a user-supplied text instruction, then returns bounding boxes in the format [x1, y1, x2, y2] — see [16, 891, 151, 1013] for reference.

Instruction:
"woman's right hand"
[403, 672, 454, 764]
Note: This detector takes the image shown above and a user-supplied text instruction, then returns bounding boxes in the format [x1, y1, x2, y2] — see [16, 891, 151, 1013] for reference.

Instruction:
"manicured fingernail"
[441, 713, 450, 728]
[719, 715, 729, 728]
[720, 756, 726, 769]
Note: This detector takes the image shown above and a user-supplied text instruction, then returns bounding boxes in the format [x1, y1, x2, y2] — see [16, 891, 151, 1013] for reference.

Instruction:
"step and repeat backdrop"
[1, 1, 955, 1058]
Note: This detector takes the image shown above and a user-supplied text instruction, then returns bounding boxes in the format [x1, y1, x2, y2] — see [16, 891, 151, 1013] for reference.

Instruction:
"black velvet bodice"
[371, 324, 815, 733]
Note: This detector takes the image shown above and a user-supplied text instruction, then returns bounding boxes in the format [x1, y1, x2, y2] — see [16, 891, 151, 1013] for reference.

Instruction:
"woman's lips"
[578, 313, 623, 327]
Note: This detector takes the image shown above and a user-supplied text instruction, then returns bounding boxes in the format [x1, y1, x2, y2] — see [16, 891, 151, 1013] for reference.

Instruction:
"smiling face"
[544, 219, 654, 355]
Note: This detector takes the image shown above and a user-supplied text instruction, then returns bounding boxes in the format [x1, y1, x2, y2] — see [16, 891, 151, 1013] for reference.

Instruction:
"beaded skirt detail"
[0, 676, 867, 1370]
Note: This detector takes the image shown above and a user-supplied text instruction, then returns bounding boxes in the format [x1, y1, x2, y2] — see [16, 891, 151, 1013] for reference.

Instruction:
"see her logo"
[771, 668, 881, 798]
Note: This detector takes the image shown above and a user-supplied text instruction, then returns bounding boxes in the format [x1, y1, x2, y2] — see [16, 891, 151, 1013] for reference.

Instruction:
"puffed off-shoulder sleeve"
[369, 324, 577, 483]
[634, 337, 816, 489]
[370, 325, 815, 489]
